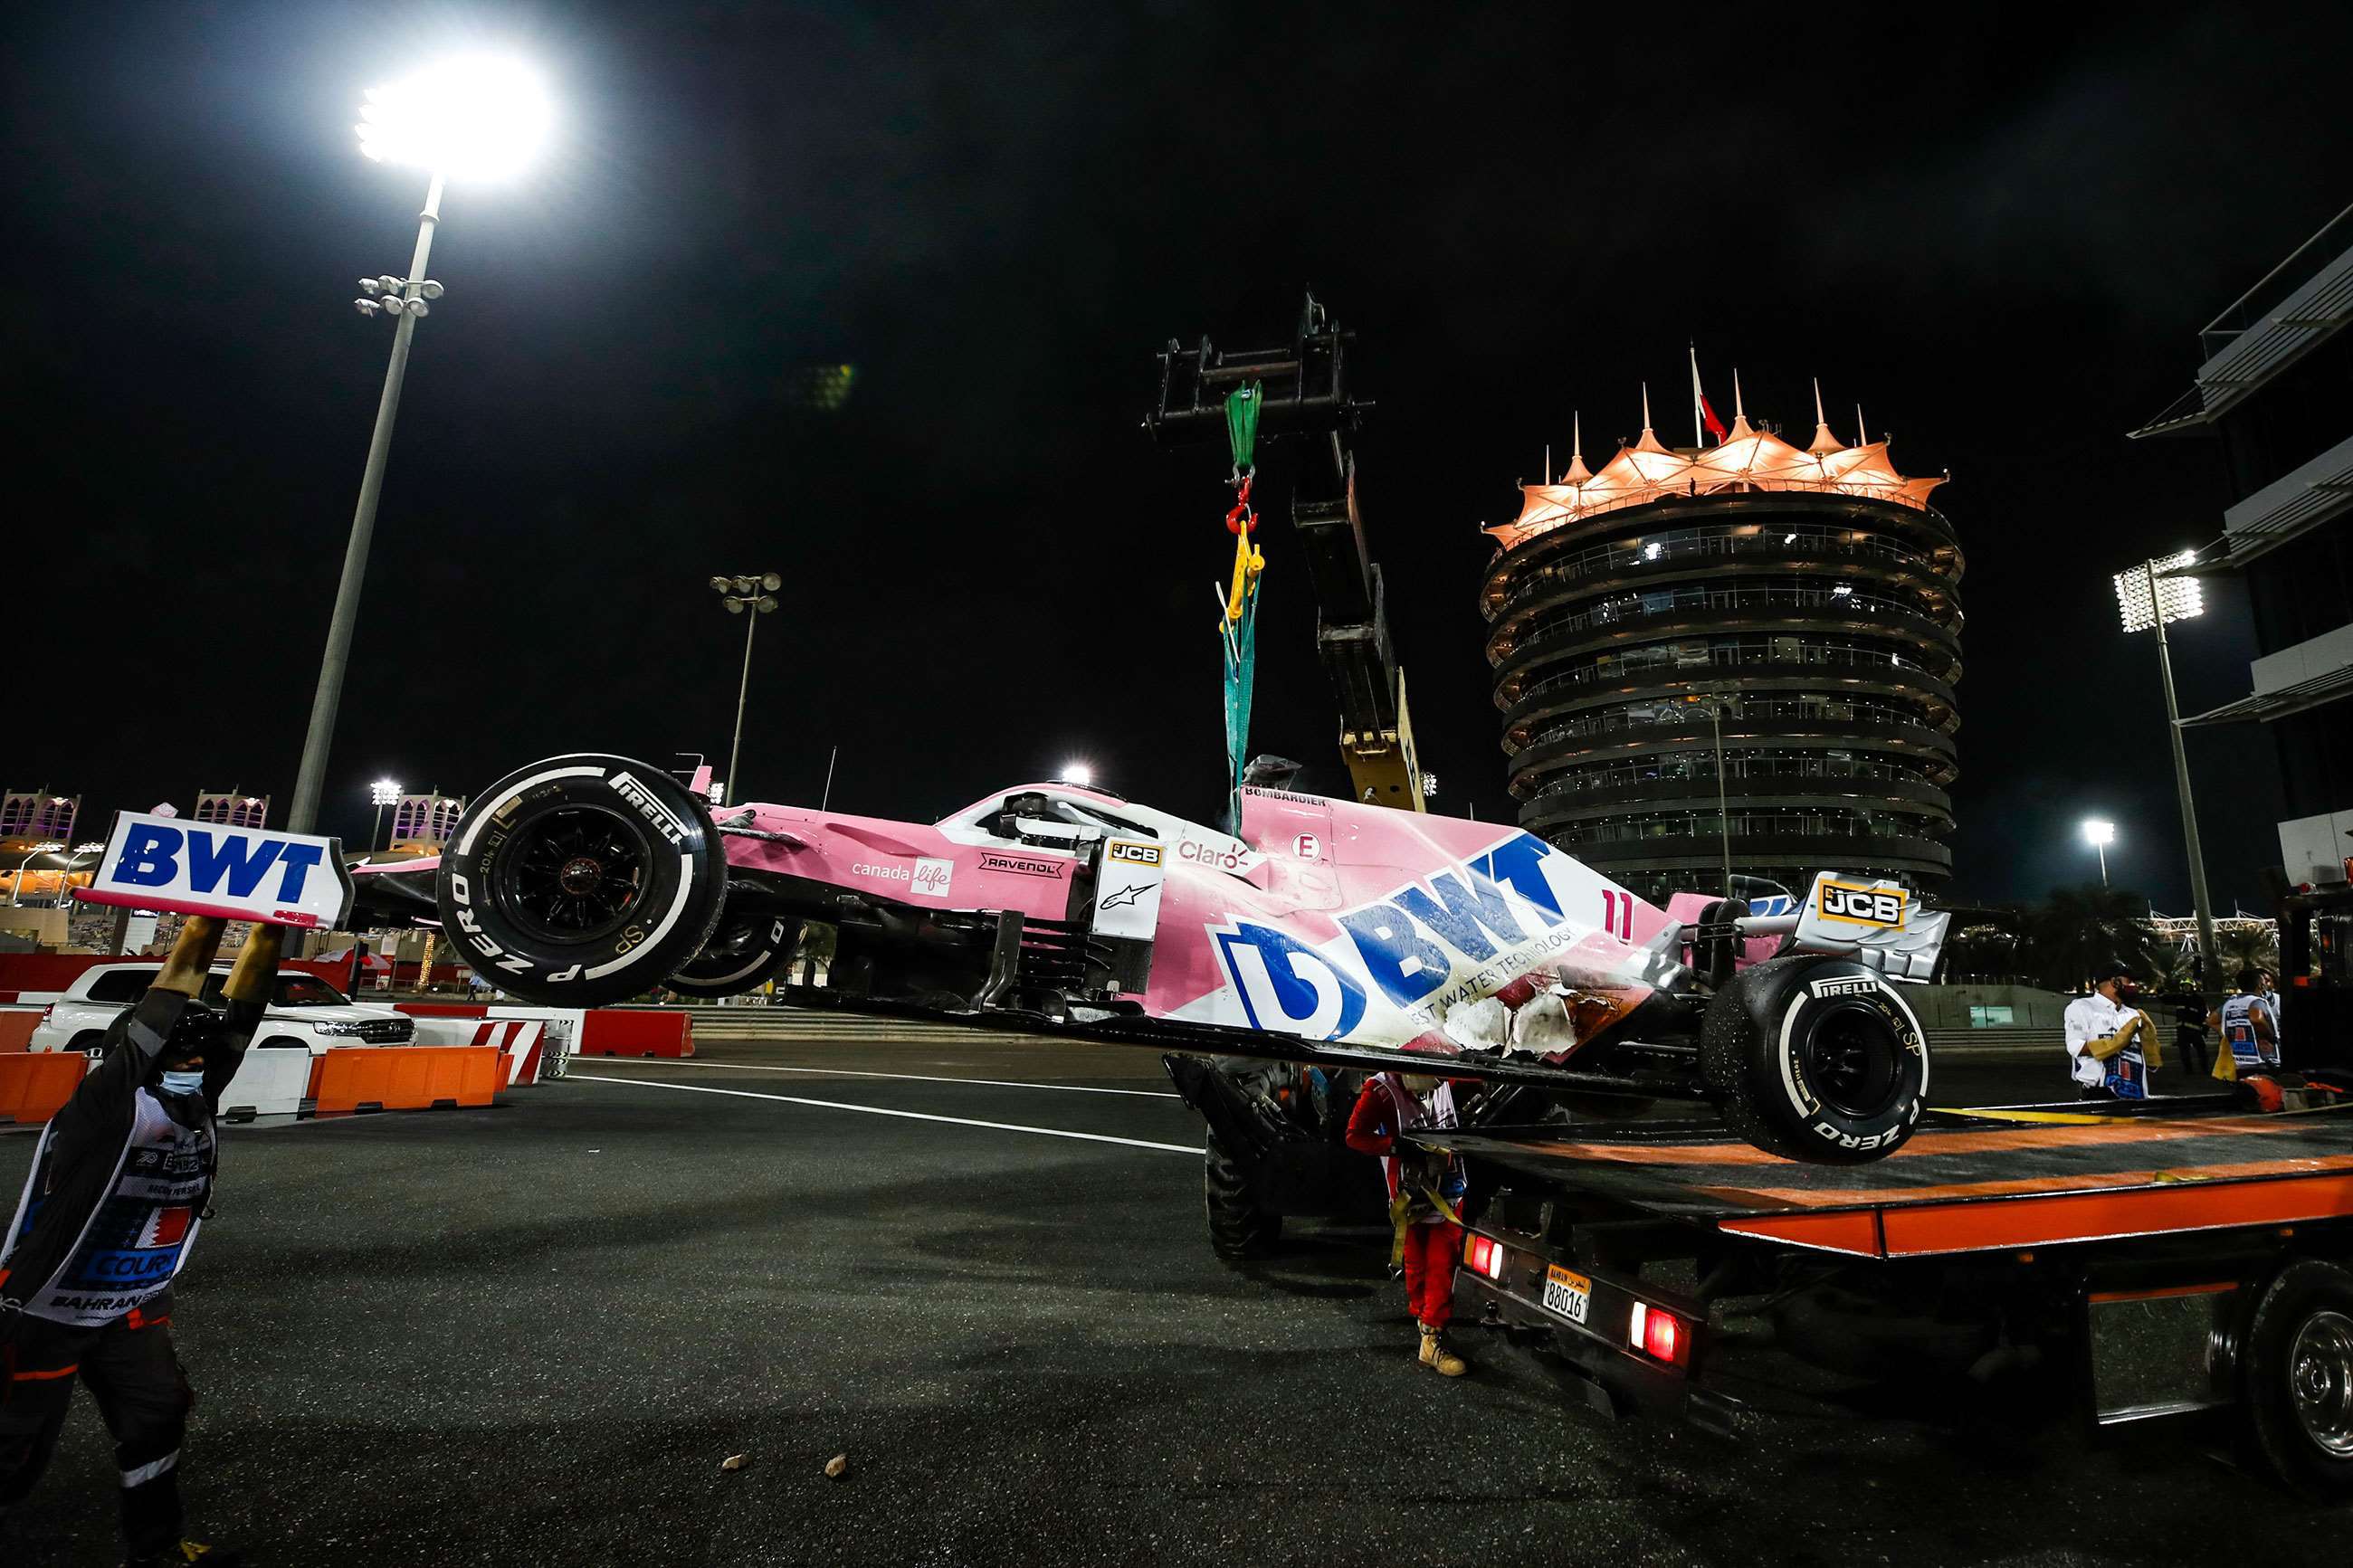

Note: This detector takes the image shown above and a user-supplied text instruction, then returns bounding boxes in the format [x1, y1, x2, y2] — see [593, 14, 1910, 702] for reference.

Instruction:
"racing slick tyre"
[1205, 1124, 1281, 1260]
[437, 754, 727, 1010]
[1700, 955, 1928, 1163]
[2238, 1259, 2353, 1503]
[666, 911, 795, 998]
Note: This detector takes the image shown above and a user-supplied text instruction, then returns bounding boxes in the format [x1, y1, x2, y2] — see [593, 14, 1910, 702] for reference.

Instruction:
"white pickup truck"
[30, 962, 416, 1056]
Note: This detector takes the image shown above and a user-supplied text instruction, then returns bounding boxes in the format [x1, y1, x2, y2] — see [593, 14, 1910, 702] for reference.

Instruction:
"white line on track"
[579, 1058, 1180, 1098]
[567, 1074, 1199, 1154]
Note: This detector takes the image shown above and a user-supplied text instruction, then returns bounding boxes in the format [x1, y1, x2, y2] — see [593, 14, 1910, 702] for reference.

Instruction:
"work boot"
[1417, 1321, 1468, 1377]
[123, 1541, 243, 1567]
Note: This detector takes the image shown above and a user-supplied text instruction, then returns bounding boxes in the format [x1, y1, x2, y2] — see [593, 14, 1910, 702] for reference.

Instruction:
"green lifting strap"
[1225, 381, 1261, 477]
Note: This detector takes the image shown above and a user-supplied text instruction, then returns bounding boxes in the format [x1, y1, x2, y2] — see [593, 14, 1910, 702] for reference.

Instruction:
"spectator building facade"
[389, 792, 466, 851]
[0, 792, 79, 843]
[1480, 387, 1962, 905]
[194, 792, 270, 830]
[2136, 203, 2353, 888]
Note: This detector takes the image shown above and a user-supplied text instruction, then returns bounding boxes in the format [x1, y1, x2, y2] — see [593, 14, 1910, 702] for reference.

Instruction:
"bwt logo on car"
[110, 824, 328, 904]
[1214, 832, 1573, 1040]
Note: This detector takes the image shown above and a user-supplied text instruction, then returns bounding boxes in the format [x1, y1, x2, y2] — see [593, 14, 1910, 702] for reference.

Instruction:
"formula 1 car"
[349, 754, 1948, 1163]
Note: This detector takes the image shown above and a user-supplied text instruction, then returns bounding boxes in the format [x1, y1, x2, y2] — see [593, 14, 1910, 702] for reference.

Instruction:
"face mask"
[159, 1069, 206, 1098]
[2114, 982, 2139, 1000]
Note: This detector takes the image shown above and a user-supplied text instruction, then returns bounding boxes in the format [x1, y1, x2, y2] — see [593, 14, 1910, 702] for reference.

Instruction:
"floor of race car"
[1, 1036, 2341, 1566]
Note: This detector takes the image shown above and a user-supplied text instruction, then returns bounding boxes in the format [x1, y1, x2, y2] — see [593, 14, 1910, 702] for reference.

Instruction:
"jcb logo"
[1107, 841, 1162, 867]
[1818, 881, 1905, 927]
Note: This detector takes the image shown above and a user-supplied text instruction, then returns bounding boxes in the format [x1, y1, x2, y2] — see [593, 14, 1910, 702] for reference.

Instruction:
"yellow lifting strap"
[1386, 1183, 1468, 1267]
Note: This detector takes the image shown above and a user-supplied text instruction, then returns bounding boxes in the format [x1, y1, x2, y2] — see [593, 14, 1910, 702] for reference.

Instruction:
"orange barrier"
[311, 1046, 500, 1116]
[577, 1009, 694, 1058]
[0, 1052, 87, 1126]
[0, 1013, 38, 1053]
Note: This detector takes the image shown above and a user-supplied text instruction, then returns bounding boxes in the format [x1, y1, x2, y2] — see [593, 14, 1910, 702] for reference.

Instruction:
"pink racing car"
[351, 753, 1948, 1162]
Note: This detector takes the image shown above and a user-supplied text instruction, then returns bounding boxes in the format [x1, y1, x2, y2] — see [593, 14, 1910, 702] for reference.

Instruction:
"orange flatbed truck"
[1441, 878, 2353, 1500]
[1434, 1094, 2353, 1502]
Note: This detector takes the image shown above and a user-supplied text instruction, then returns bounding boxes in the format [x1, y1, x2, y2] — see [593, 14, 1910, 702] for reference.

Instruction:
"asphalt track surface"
[2, 1031, 2342, 1567]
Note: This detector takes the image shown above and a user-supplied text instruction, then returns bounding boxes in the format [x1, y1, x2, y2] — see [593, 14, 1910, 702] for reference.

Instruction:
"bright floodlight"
[1061, 762, 1094, 788]
[2113, 550, 2204, 633]
[2082, 819, 2116, 848]
[371, 778, 404, 806]
[356, 55, 551, 179]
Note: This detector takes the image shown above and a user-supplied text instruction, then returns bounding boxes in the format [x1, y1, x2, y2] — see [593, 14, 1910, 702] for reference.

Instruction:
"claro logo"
[1178, 840, 1247, 870]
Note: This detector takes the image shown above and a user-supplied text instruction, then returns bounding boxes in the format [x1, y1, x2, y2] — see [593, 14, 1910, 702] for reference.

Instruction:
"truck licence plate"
[1541, 1264, 1592, 1325]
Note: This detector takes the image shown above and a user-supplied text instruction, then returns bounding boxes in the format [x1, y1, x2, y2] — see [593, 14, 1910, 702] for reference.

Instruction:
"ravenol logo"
[1816, 879, 1906, 927]
[1214, 832, 1569, 1040]
[111, 823, 326, 905]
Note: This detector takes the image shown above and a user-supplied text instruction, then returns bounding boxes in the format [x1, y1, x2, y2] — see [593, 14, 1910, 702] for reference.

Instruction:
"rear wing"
[1741, 872, 1948, 981]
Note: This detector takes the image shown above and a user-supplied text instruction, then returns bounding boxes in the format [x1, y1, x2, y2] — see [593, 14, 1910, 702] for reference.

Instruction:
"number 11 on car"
[1597, 889, 1634, 942]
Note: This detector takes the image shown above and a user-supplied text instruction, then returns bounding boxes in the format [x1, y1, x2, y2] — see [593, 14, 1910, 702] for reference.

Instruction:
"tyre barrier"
[0, 1052, 87, 1126]
[312, 1045, 501, 1117]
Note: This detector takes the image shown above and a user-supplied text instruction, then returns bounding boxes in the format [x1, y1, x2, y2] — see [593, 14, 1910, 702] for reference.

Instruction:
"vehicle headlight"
[313, 1022, 365, 1037]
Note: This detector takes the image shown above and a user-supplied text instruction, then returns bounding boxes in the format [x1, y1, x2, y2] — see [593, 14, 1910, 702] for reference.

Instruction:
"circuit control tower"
[1480, 387, 1963, 903]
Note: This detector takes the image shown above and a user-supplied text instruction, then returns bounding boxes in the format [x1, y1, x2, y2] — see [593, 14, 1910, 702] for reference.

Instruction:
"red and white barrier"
[392, 1003, 590, 1083]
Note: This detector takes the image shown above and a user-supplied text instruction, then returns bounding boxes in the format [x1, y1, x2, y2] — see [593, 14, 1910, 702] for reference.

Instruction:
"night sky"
[11, 2, 2351, 912]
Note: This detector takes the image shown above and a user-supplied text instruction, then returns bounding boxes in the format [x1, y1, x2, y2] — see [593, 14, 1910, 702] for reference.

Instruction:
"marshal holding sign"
[74, 811, 356, 929]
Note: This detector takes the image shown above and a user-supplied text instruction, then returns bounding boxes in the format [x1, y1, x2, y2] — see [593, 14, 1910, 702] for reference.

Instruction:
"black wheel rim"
[1803, 1001, 1903, 1118]
[498, 803, 651, 945]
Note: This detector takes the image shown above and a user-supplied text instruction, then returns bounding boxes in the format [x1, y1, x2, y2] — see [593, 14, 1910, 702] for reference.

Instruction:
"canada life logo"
[1213, 832, 1572, 1041]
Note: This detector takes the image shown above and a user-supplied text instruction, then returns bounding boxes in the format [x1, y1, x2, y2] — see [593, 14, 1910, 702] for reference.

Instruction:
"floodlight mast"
[290, 58, 550, 836]
[288, 171, 443, 835]
[2113, 553, 2216, 970]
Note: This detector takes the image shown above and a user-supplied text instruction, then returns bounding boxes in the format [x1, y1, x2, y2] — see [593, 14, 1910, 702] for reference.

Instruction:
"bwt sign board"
[74, 812, 355, 929]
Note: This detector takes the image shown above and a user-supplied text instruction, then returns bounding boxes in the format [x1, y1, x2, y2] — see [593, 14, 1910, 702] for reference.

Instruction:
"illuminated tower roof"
[1479, 381, 1963, 904]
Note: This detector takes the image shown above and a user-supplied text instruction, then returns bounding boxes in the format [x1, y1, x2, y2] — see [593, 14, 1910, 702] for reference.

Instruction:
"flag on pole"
[1690, 344, 1727, 444]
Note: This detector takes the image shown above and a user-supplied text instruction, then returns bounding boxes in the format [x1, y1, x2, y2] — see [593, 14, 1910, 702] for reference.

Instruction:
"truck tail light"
[1462, 1234, 1506, 1280]
[1628, 1301, 1686, 1365]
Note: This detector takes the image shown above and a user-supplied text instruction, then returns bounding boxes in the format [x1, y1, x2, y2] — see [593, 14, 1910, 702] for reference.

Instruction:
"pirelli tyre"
[667, 911, 795, 998]
[437, 754, 727, 1010]
[1700, 955, 1929, 1163]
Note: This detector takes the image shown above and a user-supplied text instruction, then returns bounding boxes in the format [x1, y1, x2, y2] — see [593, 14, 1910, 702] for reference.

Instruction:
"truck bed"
[1425, 1096, 2353, 1259]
